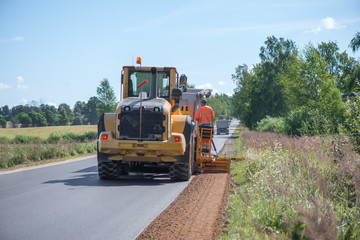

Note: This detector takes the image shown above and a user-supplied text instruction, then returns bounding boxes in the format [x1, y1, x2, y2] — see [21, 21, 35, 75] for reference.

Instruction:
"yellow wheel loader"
[97, 62, 243, 181]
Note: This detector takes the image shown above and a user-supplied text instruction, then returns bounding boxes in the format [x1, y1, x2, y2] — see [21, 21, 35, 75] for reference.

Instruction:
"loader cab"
[122, 66, 177, 101]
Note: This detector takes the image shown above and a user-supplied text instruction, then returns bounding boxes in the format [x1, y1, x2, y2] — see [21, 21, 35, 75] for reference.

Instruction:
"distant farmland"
[0, 125, 97, 139]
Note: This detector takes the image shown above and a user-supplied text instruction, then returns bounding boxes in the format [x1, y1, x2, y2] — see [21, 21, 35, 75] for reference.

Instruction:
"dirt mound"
[137, 173, 230, 240]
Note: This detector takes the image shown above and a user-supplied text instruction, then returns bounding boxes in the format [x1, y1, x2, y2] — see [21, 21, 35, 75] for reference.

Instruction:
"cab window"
[128, 70, 170, 99]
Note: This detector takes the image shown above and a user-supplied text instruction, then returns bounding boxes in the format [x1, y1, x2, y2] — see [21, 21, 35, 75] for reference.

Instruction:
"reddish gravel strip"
[137, 173, 230, 240]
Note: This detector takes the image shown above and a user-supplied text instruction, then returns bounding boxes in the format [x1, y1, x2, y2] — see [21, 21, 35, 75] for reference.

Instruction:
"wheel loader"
[97, 61, 243, 181]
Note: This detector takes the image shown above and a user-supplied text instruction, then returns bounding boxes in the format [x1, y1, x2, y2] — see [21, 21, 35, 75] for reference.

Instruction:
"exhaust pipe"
[149, 67, 157, 99]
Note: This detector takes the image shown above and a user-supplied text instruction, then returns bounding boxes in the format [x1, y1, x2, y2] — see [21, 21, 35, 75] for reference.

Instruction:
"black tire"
[98, 158, 119, 180]
[169, 116, 194, 181]
[169, 162, 191, 181]
[97, 114, 118, 180]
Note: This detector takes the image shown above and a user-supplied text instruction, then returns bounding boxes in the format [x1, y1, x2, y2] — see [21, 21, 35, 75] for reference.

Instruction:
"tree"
[0, 105, 10, 121]
[73, 101, 86, 117]
[279, 44, 345, 135]
[45, 109, 58, 126]
[0, 114, 6, 128]
[207, 93, 233, 119]
[16, 112, 32, 127]
[232, 36, 297, 129]
[349, 32, 360, 53]
[58, 103, 72, 121]
[29, 111, 47, 127]
[71, 116, 83, 125]
[317, 41, 340, 75]
[232, 64, 253, 126]
[96, 78, 117, 115]
[57, 108, 69, 126]
[342, 90, 360, 152]
[40, 104, 57, 114]
[85, 96, 100, 125]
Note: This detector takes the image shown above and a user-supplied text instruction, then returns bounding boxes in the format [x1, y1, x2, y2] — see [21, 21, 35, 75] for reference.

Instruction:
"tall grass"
[0, 143, 96, 168]
[221, 128, 360, 239]
[0, 132, 98, 169]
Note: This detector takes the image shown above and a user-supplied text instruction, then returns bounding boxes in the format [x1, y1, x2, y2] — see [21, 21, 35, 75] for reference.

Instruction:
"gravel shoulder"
[137, 137, 237, 240]
[137, 173, 230, 240]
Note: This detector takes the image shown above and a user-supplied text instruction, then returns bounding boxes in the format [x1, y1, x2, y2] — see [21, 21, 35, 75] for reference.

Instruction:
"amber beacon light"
[136, 57, 142, 64]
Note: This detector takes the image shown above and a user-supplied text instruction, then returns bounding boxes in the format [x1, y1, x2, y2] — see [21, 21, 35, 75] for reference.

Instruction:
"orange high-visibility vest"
[195, 106, 215, 126]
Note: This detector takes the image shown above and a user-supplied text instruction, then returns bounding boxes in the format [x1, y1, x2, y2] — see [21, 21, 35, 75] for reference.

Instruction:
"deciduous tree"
[96, 78, 117, 116]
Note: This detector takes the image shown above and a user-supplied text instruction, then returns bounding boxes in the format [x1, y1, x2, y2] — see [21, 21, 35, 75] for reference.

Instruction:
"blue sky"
[0, 0, 359, 108]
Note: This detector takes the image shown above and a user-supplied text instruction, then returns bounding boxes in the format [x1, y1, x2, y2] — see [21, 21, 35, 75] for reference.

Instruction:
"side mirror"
[171, 88, 182, 101]
[179, 74, 187, 88]
[171, 88, 182, 113]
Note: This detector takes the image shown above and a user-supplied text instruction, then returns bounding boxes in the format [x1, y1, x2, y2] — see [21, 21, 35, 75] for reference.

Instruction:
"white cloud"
[16, 76, 28, 89]
[218, 81, 226, 86]
[197, 83, 213, 89]
[12, 36, 24, 42]
[212, 89, 219, 95]
[226, 92, 233, 97]
[47, 102, 58, 107]
[322, 17, 336, 30]
[0, 83, 11, 90]
[310, 17, 345, 34]
[19, 98, 28, 105]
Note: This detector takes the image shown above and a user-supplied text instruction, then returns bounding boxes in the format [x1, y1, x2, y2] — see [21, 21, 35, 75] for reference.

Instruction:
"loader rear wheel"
[169, 162, 191, 181]
[170, 118, 194, 181]
[98, 159, 119, 180]
[97, 113, 118, 180]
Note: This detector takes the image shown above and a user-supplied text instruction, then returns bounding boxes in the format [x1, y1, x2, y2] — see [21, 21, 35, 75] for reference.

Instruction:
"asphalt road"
[0, 119, 239, 240]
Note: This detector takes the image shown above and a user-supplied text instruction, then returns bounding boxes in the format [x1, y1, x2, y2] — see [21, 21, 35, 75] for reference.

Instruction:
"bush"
[12, 135, 43, 144]
[341, 94, 360, 153]
[285, 108, 337, 136]
[47, 132, 63, 143]
[82, 131, 97, 140]
[46, 131, 97, 143]
[71, 116, 83, 125]
[256, 116, 286, 134]
[0, 136, 10, 143]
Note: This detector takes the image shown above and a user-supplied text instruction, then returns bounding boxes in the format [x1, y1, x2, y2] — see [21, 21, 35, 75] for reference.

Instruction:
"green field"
[0, 125, 97, 139]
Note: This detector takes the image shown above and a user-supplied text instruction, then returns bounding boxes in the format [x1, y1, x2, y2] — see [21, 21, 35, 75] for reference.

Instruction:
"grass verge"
[0, 131, 98, 170]
[220, 128, 360, 240]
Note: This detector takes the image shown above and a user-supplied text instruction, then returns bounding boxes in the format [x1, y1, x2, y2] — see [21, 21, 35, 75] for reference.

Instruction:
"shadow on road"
[43, 166, 182, 187]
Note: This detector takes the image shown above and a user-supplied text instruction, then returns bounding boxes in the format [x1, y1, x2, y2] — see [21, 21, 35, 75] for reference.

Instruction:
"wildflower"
[253, 184, 257, 188]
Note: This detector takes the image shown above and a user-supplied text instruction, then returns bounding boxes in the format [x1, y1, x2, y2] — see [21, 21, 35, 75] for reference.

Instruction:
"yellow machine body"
[98, 66, 188, 163]
[97, 64, 244, 180]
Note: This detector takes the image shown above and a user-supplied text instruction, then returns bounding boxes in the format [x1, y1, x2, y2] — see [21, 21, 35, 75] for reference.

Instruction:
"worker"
[195, 99, 215, 152]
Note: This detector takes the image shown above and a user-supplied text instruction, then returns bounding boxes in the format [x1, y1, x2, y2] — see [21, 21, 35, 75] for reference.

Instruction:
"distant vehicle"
[216, 119, 230, 135]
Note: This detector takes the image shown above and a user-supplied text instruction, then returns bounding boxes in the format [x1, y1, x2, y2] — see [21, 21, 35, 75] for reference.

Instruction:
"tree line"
[207, 93, 234, 120]
[0, 79, 117, 128]
[232, 32, 360, 150]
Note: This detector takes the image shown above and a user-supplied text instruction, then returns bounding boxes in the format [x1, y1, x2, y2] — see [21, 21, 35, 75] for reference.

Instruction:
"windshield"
[128, 70, 170, 98]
